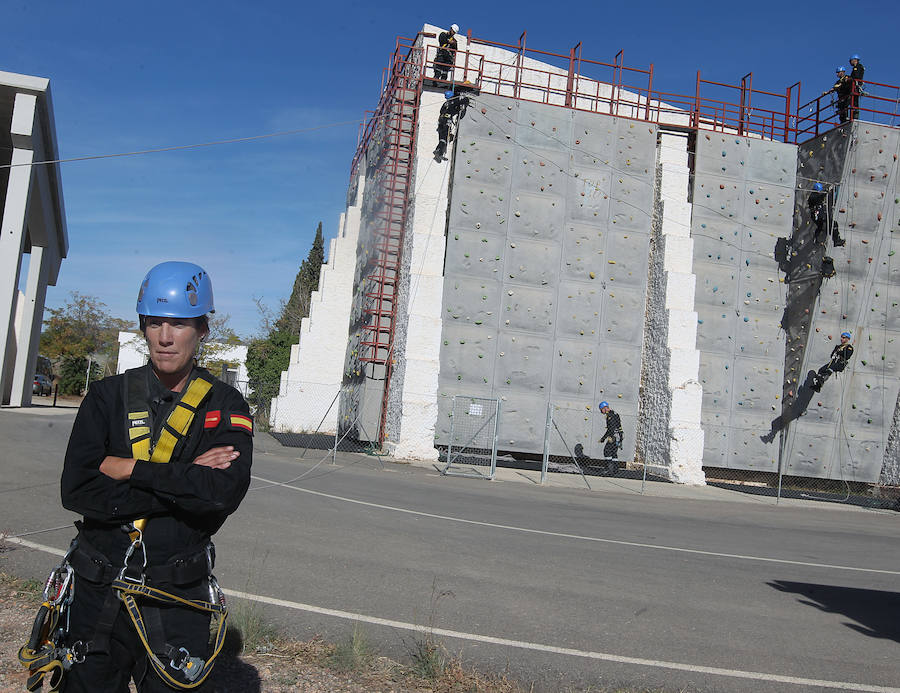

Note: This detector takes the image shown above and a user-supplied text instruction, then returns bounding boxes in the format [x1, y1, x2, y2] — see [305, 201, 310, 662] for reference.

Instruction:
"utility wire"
[0, 118, 374, 170]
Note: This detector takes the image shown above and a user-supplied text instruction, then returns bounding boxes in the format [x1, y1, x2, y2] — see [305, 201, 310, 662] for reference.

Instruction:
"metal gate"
[440, 395, 501, 480]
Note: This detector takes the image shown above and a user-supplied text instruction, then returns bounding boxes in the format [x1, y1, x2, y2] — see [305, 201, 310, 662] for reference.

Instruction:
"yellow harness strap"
[127, 371, 214, 537]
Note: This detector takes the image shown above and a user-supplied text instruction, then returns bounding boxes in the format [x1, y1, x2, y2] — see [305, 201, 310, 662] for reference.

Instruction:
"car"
[33, 374, 52, 396]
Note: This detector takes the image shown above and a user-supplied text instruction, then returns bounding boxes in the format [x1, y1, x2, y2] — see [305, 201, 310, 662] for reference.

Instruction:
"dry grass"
[0, 571, 683, 692]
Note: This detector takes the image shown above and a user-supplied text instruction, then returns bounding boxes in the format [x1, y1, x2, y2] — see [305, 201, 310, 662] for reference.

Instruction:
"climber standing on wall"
[598, 401, 623, 474]
[822, 66, 854, 123]
[433, 24, 459, 82]
[810, 332, 854, 392]
[849, 54, 866, 120]
[809, 182, 844, 248]
[434, 90, 469, 160]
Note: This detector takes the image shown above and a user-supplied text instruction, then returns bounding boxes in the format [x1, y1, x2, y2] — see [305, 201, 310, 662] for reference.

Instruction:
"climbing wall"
[691, 132, 797, 472]
[435, 95, 657, 457]
[783, 122, 900, 483]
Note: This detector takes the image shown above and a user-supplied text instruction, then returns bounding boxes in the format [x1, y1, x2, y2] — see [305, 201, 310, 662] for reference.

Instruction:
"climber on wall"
[807, 183, 844, 281]
[434, 90, 470, 160]
[810, 332, 854, 392]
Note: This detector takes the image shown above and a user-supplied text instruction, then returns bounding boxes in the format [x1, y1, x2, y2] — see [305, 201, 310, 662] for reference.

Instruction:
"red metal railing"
[795, 78, 900, 141]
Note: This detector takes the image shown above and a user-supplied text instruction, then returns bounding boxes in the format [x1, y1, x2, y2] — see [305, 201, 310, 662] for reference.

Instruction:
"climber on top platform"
[848, 54, 865, 120]
[433, 23, 459, 82]
[822, 66, 854, 123]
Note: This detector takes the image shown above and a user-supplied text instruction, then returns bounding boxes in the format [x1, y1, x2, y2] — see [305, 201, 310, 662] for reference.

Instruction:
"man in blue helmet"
[808, 181, 844, 248]
[434, 89, 470, 160]
[823, 66, 853, 123]
[38, 262, 253, 691]
[810, 331, 854, 392]
[598, 401, 624, 473]
[848, 54, 865, 120]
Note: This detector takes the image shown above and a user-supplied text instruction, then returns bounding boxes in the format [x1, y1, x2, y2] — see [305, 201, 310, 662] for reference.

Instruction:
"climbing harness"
[17, 547, 77, 692]
[20, 368, 229, 690]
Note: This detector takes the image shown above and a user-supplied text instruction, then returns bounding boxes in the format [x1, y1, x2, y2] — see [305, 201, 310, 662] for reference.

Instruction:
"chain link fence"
[438, 395, 501, 480]
[244, 375, 898, 510]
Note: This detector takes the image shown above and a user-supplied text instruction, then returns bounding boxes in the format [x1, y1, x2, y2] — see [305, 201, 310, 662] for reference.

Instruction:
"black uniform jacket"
[61, 365, 253, 567]
[830, 343, 854, 369]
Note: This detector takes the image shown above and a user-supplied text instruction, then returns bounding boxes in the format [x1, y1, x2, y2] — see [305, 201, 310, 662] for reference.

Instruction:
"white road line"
[3, 536, 896, 693]
[250, 474, 900, 576]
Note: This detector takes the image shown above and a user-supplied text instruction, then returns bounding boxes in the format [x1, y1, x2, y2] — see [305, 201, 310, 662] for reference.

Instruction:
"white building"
[0, 71, 68, 406]
[116, 331, 249, 396]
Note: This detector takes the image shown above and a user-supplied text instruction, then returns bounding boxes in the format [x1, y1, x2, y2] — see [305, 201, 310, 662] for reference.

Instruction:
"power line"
[0, 118, 372, 170]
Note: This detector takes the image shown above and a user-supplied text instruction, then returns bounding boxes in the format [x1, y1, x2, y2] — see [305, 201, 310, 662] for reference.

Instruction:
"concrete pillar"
[10, 243, 54, 406]
[0, 93, 37, 403]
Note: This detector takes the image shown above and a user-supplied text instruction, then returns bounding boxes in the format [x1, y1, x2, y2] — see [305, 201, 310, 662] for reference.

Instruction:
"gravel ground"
[0, 572, 523, 693]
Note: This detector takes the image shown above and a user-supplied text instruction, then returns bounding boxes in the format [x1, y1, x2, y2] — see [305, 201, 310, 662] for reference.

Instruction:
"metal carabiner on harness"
[117, 531, 147, 585]
[43, 563, 74, 607]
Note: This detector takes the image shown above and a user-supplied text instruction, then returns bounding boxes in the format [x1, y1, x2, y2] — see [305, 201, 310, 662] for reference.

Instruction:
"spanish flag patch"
[229, 414, 253, 435]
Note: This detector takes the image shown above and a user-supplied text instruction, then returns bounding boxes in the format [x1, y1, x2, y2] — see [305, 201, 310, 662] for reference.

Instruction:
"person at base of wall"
[598, 401, 623, 474]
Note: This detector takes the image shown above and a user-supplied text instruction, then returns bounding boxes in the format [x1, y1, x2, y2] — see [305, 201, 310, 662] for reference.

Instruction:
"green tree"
[58, 356, 103, 396]
[199, 313, 244, 376]
[246, 223, 325, 424]
[41, 292, 133, 362]
[277, 222, 324, 335]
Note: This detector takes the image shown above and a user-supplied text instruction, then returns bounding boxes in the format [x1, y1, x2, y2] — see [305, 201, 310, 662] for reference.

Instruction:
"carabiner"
[43, 564, 74, 606]
[117, 537, 147, 584]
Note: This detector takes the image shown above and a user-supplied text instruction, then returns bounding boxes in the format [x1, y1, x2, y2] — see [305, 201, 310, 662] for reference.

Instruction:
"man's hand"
[100, 456, 137, 481]
[193, 446, 239, 470]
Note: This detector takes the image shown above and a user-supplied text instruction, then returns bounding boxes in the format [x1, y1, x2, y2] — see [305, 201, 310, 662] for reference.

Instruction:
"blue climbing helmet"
[813, 182, 824, 191]
[836, 65, 846, 73]
[136, 261, 215, 318]
[849, 54, 861, 61]
[444, 90, 454, 100]
[599, 401, 609, 410]
[841, 331, 851, 339]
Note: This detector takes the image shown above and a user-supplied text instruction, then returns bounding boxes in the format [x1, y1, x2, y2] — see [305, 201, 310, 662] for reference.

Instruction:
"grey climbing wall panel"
[691, 132, 797, 472]
[782, 122, 900, 483]
[436, 95, 656, 458]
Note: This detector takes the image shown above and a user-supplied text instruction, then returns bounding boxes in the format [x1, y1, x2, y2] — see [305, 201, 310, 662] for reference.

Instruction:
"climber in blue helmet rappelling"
[434, 88, 470, 161]
[810, 332, 854, 392]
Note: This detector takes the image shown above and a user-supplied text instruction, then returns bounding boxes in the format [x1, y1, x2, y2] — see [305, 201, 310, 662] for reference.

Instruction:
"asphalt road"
[1, 406, 898, 693]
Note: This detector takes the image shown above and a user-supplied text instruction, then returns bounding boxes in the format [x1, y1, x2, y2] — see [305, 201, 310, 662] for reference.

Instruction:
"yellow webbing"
[128, 374, 213, 537]
[113, 579, 227, 689]
[119, 373, 224, 689]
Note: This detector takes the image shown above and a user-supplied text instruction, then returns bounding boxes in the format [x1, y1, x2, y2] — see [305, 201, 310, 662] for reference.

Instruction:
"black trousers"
[63, 576, 212, 692]
[433, 51, 453, 80]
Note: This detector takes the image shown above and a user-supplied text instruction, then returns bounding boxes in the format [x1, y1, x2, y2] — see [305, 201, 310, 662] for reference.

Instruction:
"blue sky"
[4, 0, 898, 338]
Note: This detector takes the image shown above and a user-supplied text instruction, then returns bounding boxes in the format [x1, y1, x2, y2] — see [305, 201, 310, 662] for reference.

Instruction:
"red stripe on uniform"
[204, 411, 221, 429]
